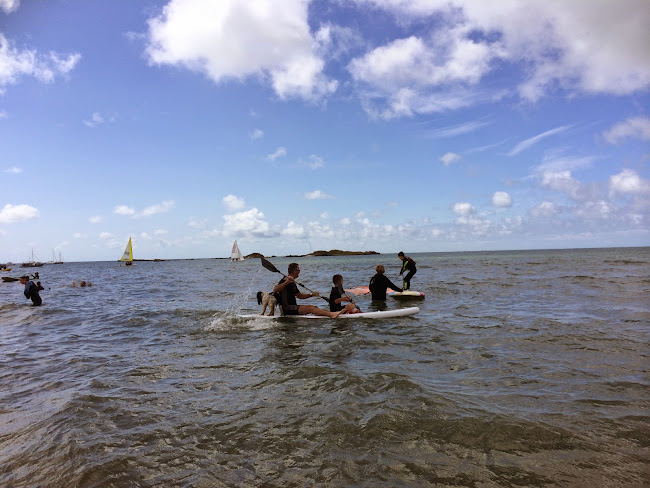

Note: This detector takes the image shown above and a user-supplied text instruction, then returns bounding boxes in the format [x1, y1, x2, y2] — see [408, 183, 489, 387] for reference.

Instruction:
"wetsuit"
[399, 256, 417, 290]
[24, 280, 42, 306]
[369, 274, 402, 301]
[277, 277, 299, 315]
[329, 285, 344, 312]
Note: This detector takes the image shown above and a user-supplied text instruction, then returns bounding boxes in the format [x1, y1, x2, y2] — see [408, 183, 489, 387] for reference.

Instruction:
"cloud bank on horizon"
[0, 0, 648, 260]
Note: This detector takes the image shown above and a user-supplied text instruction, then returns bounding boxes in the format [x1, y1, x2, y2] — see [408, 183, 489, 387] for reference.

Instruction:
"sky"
[0, 0, 649, 262]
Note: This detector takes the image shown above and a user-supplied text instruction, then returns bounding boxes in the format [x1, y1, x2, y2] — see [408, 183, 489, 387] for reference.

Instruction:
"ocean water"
[1, 248, 648, 487]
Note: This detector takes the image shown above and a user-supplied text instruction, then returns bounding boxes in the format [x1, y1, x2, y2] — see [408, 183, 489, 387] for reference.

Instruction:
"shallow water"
[1, 248, 648, 487]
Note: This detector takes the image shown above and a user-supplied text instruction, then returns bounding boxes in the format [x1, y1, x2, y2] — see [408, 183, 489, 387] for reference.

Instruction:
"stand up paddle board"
[388, 290, 425, 298]
[238, 306, 420, 320]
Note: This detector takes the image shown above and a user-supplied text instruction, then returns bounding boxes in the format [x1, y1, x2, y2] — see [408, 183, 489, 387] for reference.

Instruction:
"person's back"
[369, 265, 401, 300]
[20, 276, 42, 306]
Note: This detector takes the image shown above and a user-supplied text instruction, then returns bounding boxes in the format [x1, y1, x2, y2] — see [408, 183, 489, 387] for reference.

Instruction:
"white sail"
[231, 240, 244, 261]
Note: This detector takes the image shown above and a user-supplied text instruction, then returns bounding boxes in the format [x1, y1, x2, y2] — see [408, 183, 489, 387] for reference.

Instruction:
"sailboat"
[52, 250, 63, 264]
[21, 249, 44, 267]
[120, 237, 133, 266]
[231, 240, 244, 261]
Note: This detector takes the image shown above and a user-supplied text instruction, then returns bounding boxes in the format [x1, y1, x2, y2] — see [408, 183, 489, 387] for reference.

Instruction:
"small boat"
[1, 267, 11, 272]
[51, 250, 63, 264]
[231, 240, 244, 261]
[21, 249, 44, 267]
[119, 237, 133, 266]
[2, 276, 19, 282]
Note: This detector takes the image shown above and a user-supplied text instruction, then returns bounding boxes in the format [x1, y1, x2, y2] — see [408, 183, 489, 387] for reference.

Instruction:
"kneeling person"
[273, 263, 344, 318]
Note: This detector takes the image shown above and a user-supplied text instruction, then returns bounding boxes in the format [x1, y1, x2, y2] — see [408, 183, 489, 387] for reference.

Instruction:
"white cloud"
[0, 0, 20, 14]
[0, 33, 80, 92]
[304, 190, 333, 200]
[146, 0, 337, 102]
[73, 232, 87, 239]
[539, 170, 582, 200]
[508, 125, 571, 156]
[603, 117, 650, 144]
[222, 194, 245, 211]
[426, 120, 491, 139]
[267, 147, 287, 161]
[0, 203, 38, 223]
[188, 217, 207, 229]
[114, 205, 136, 216]
[137, 200, 175, 217]
[3, 166, 22, 174]
[154, 229, 168, 235]
[88, 215, 103, 224]
[492, 191, 512, 208]
[452, 202, 475, 216]
[0, 110, 7, 119]
[83, 112, 104, 128]
[99, 231, 114, 240]
[349, 0, 650, 114]
[440, 152, 461, 166]
[349, 26, 504, 118]
[250, 129, 264, 140]
[609, 169, 649, 195]
[282, 220, 306, 238]
[114, 201, 175, 218]
[533, 152, 598, 174]
[222, 207, 276, 237]
[304, 154, 324, 170]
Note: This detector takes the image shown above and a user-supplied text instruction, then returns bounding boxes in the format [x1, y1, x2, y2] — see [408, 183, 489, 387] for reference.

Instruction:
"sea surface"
[1, 248, 648, 487]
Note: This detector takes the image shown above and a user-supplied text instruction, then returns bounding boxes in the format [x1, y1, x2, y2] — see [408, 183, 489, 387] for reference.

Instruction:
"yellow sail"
[120, 237, 133, 262]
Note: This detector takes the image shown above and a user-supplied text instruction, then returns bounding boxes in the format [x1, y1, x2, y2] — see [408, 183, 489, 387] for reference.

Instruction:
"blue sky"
[1, 0, 649, 262]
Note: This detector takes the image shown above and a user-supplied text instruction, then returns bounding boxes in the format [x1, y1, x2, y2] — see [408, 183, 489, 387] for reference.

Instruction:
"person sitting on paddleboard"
[19, 275, 42, 306]
[369, 265, 402, 300]
[273, 263, 344, 318]
[397, 252, 417, 291]
[329, 274, 361, 314]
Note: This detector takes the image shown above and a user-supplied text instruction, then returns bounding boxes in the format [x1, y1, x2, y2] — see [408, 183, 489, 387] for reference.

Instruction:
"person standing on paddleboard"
[369, 265, 403, 300]
[397, 252, 417, 291]
[273, 263, 344, 318]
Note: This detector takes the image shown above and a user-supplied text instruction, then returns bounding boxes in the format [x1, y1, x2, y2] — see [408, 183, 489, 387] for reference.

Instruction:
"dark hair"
[398, 251, 404, 257]
[332, 274, 342, 284]
[20, 275, 29, 280]
[288, 262, 299, 274]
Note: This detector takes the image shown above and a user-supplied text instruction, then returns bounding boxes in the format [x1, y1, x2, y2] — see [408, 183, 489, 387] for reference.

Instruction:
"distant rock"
[287, 250, 379, 257]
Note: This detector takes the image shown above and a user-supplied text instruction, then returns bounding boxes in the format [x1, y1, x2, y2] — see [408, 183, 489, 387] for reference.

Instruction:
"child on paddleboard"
[329, 274, 361, 314]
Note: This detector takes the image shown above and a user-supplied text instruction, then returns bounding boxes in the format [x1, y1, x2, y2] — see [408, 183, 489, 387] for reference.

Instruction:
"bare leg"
[298, 305, 344, 318]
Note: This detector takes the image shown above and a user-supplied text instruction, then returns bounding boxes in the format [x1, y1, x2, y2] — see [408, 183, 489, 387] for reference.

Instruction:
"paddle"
[261, 258, 331, 305]
[338, 284, 361, 312]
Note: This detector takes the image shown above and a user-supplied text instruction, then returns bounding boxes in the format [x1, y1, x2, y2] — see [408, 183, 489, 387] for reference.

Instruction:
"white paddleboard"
[238, 306, 420, 320]
[388, 290, 425, 298]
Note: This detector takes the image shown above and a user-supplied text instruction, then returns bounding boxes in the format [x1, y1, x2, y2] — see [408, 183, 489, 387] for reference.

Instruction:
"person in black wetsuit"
[397, 252, 417, 290]
[19, 275, 42, 306]
[369, 265, 402, 300]
[273, 263, 344, 318]
[329, 274, 360, 314]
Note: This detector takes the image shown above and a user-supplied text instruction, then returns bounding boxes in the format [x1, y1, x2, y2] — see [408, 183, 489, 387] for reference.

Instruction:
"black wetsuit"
[277, 277, 299, 315]
[369, 273, 402, 301]
[24, 280, 42, 306]
[399, 256, 417, 290]
[329, 285, 344, 312]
